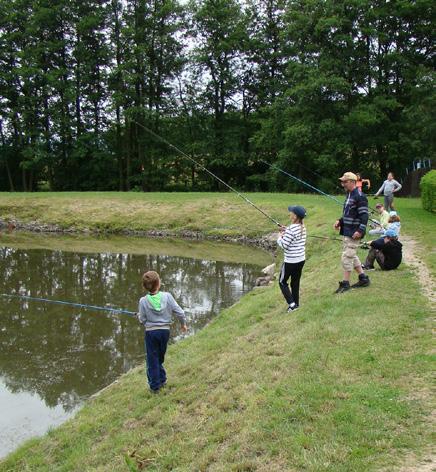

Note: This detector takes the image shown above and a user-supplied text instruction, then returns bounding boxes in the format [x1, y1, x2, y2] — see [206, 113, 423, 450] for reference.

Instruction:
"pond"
[0, 232, 272, 458]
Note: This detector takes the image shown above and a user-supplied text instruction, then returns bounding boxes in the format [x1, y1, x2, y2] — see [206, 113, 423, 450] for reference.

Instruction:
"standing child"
[137, 271, 187, 392]
[374, 172, 402, 211]
[277, 205, 307, 312]
[356, 173, 371, 192]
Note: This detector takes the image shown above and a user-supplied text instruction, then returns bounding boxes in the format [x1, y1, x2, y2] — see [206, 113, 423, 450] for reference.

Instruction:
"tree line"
[0, 0, 434, 192]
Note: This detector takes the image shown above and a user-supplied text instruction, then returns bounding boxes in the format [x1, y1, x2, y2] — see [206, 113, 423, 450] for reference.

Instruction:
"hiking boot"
[335, 281, 351, 294]
[287, 303, 299, 312]
[351, 274, 370, 288]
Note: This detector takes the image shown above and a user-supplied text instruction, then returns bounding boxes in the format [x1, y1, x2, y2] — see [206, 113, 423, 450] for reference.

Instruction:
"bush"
[420, 169, 436, 212]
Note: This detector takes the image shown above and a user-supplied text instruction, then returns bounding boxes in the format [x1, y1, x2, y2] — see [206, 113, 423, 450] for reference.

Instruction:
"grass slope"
[0, 193, 434, 471]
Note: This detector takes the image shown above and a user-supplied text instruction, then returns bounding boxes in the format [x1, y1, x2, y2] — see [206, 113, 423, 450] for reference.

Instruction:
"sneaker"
[287, 303, 299, 312]
[335, 281, 351, 294]
[361, 264, 375, 271]
[351, 274, 370, 288]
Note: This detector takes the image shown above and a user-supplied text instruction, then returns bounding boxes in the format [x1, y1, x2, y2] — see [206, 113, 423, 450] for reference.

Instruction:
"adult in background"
[374, 172, 402, 211]
[362, 229, 402, 271]
[334, 172, 370, 293]
[369, 203, 390, 235]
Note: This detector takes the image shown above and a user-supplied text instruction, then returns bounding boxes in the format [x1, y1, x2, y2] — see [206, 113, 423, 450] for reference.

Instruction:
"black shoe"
[351, 274, 370, 288]
[361, 264, 375, 271]
[335, 281, 351, 294]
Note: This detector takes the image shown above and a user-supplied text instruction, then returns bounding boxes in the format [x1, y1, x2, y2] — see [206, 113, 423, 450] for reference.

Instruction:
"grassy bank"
[0, 191, 346, 236]
[0, 193, 434, 471]
[1, 192, 432, 272]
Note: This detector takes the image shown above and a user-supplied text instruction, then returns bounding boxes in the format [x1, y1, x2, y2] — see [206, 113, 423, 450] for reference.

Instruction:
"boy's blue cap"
[288, 205, 307, 218]
[385, 229, 398, 238]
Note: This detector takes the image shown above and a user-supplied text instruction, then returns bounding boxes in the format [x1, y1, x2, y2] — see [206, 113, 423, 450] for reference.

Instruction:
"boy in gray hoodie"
[138, 271, 187, 392]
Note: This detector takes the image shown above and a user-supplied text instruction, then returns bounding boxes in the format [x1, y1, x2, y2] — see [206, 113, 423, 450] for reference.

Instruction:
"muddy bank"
[0, 218, 279, 251]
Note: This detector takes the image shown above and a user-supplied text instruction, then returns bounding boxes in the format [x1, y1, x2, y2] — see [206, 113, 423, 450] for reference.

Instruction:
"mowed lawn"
[0, 193, 434, 471]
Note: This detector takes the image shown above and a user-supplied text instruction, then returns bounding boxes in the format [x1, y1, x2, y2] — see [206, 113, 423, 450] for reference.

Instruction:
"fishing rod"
[261, 160, 380, 221]
[260, 159, 344, 206]
[132, 121, 348, 244]
[1, 294, 136, 317]
[132, 120, 281, 227]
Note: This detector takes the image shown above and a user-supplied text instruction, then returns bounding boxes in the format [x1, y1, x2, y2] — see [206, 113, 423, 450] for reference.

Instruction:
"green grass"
[0, 193, 434, 471]
[0, 191, 341, 237]
[394, 198, 436, 276]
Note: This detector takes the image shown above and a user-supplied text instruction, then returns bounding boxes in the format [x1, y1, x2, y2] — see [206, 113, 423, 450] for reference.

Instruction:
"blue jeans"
[145, 329, 170, 391]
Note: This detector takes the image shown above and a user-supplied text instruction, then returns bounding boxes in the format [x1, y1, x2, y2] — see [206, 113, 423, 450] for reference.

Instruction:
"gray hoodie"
[376, 179, 402, 196]
[138, 291, 186, 329]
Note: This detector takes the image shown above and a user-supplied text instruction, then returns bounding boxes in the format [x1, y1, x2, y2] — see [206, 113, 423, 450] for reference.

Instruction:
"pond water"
[0, 233, 272, 458]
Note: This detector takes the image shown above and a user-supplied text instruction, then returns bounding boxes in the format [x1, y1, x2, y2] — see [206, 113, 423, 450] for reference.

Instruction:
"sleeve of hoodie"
[168, 293, 186, 325]
[357, 192, 369, 235]
[393, 179, 402, 192]
[375, 181, 385, 196]
[137, 298, 147, 325]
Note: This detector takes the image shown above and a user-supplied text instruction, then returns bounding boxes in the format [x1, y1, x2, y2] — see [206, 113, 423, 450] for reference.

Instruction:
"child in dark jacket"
[138, 271, 187, 392]
[362, 229, 402, 271]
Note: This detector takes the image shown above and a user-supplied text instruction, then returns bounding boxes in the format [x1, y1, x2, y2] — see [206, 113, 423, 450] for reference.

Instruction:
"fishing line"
[1, 294, 136, 316]
[260, 159, 344, 206]
[261, 160, 379, 221]
[132, 120, 281, 227]
[131, 121, 348, 243]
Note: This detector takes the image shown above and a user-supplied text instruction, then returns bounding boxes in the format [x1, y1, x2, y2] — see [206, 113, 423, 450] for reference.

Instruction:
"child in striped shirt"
[277, 205, 307, 312]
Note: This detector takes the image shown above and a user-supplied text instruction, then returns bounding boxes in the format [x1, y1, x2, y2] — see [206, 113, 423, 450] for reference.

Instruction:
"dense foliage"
[420, 169, 436, 212]
[0, 0, 434, 192]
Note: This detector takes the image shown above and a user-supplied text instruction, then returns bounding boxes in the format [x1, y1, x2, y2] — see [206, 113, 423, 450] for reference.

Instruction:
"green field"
[0, 193, 434, 471]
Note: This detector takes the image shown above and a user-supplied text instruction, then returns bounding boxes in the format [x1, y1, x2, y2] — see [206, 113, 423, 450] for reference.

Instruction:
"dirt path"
[393, 235, 435, 472]
[401, 235, 436, 307]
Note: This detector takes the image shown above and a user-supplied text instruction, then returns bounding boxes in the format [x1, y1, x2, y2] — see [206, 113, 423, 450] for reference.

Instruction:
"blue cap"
[288, 205, 307, 219]
[385, 229, 398, 238]
[389, 211, 397, 216]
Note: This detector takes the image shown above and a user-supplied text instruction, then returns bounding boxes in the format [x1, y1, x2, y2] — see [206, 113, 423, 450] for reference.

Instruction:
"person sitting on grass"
[277, 205, 307, 312]
[369, 203, 390, 236]
[385, 211, 401, 237]
[362, 229, 402, 271]
[137, 271, 187, 393]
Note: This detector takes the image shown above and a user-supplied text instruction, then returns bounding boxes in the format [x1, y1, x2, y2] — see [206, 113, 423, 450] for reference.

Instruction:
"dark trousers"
[365, 248, 386, 269]
[145, 329, 170, 391]
[279, 261, 305, 306]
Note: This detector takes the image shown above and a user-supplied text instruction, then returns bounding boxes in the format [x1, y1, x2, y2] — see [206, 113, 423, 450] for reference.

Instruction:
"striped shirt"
[277, 223, 306, 263]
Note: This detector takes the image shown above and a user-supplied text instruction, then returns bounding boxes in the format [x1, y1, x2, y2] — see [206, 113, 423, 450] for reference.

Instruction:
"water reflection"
[0, 244, 262, 456]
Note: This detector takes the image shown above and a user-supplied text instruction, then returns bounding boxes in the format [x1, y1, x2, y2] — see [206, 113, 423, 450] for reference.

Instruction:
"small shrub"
[420, 169, 436, 212]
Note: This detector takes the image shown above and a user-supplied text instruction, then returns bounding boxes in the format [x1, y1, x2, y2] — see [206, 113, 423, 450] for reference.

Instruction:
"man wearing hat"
[333, 172, 370, 293]
[362, 230, 402, 271]
[369, 203, 390, 235]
